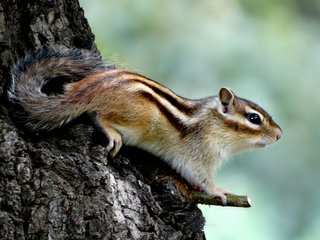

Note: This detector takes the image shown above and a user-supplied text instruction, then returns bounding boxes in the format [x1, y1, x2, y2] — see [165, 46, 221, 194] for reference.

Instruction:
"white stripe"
[126, 81, 195, 125]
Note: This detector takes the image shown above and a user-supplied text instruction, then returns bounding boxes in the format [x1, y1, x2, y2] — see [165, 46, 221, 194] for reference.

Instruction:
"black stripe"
[123, 72, 198, 115]
[139, 91, 192, 137]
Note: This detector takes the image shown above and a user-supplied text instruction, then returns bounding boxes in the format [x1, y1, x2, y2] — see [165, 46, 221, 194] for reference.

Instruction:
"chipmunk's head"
[217, 87, 282, 153]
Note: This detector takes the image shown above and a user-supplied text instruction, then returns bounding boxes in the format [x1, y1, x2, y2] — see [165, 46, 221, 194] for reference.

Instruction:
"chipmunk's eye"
[246, 113, 262, 125]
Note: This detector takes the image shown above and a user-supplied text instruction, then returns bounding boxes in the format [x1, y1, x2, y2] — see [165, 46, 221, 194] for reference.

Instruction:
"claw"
[210, 190, 227, 206]
[95, 116, 123, 159]
[208, 187, 233, 206]
[107, 133, 122, 158]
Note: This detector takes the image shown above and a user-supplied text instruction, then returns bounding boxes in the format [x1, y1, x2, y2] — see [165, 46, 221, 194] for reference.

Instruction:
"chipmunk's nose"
[275, 128, 282, 141]
[276, 134, 281, 141]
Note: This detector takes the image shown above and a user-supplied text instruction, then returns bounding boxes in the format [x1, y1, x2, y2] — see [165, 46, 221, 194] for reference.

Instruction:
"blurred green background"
[79, 1, 320, 239]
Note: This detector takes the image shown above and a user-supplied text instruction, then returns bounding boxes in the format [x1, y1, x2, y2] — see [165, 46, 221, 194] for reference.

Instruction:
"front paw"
[208, 187, 234, 206]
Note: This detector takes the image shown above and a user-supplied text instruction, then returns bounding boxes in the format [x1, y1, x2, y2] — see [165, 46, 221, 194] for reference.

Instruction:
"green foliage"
[80, 1, 320, 239]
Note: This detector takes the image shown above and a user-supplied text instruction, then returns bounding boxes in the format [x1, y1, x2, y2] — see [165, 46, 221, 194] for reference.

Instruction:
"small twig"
[190, 191, 251, 208]
[159, 175, 251, 208]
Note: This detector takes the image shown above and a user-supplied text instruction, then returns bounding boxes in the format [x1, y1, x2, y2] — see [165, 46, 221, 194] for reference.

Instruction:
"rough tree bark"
[0, 0, 205, 239]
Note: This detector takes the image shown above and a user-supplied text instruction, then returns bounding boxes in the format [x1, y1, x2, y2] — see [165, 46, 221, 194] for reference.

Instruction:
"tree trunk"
[0, 0, 205, 239]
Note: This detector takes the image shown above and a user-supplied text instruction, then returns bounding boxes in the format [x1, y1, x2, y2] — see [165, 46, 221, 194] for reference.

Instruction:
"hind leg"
[95, 115, 122, 158]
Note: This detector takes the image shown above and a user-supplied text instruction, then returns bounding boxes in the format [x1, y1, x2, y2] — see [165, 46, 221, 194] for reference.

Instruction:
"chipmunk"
[8, 46, 282, 205]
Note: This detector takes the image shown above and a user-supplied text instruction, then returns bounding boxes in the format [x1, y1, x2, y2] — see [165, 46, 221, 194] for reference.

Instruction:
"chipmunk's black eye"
[246, 113, 262, 125]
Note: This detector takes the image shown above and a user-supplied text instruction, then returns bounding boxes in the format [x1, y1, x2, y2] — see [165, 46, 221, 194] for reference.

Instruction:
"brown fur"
[9, 46, 282, 205]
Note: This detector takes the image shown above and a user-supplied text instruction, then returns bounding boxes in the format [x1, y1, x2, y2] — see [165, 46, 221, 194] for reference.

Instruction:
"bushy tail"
[8, 45, 108, 130]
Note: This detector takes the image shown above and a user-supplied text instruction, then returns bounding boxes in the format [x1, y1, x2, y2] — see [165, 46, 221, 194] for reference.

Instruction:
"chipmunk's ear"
[219, 87, 235, 113]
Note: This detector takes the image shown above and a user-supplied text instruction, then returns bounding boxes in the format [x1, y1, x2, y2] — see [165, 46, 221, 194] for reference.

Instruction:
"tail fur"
[8, 45, 108, 130]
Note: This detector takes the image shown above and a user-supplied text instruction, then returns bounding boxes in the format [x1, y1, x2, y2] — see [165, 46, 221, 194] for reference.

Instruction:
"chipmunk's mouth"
[255, 142, 267, 148]
[255, 135, 275, 147]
